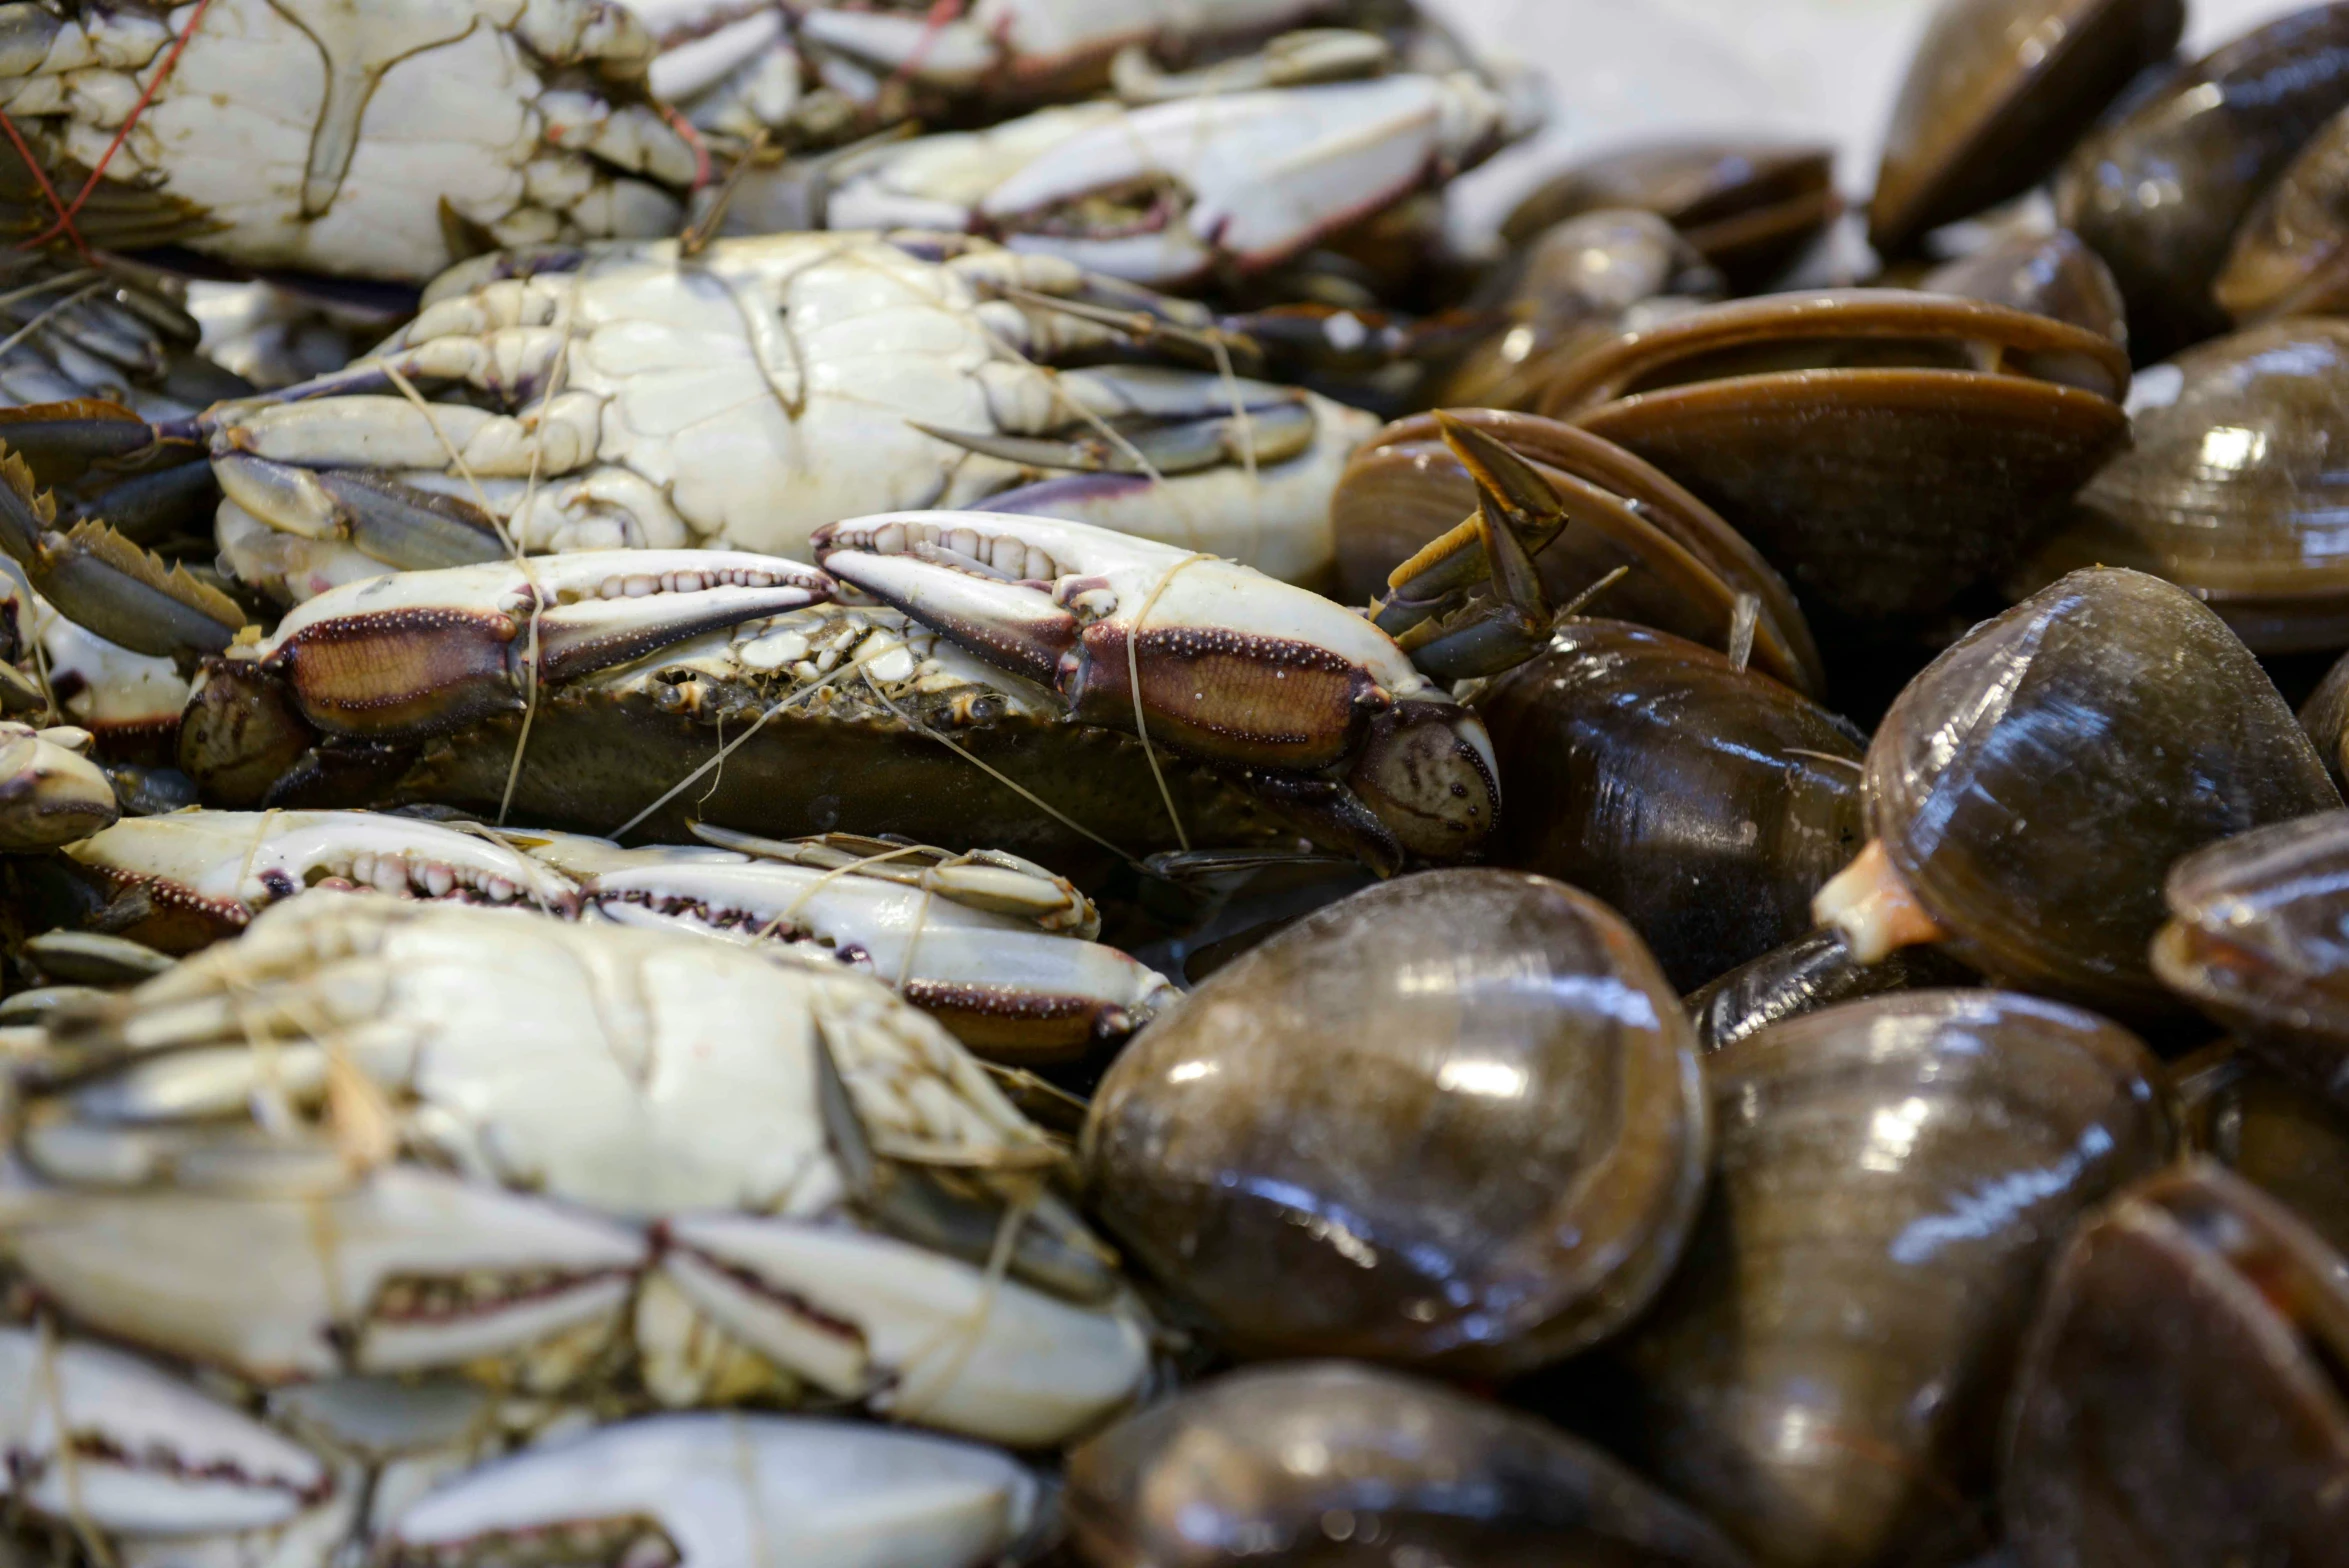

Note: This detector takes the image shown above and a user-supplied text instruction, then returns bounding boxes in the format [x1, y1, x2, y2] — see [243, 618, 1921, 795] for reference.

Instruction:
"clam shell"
[1475, 618, 1866, 992]
[2007, 319, 2349, 653]
[2173, 1042, 2349, 1260]
[1922, 228, 2128, 346]
[2002, 1163, 2349, 1567]
[1502, 140, 1839, 287]
[1603, 990, 2172, 1568]
[1871, 0, 2184, 257]
[1081, 870, 1709, 1374]
[1684, 930, 1978, 1056]
[1867, 567, 2340, 1021]
[2056, 3, 2349, 361]
[2217, 102, 2349, 322]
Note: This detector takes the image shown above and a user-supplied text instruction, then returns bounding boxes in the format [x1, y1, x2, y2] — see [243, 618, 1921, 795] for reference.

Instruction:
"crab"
[43, 806, 1178, 1058]
[816, 61, 1517, 286]
[0, 251, 251, 419]
[0, 715, 115, 847]
[0, 0, 696, 284]
[630, 0, 1354, 147]
[5, 891, 1154, 1447]
[197, 232, 1379, 594]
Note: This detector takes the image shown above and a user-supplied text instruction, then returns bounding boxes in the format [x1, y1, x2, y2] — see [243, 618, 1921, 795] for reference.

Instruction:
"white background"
[1427, 0, 2317, 238]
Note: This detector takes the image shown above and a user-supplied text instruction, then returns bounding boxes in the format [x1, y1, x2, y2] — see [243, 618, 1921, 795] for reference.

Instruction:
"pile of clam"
[1, 0, 2349, 1565]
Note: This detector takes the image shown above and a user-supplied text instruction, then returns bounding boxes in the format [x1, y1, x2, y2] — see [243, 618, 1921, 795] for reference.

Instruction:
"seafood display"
[2, 0, 2349, 1564]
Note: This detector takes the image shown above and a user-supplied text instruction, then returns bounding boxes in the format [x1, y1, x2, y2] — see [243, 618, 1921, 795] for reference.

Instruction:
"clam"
[1684, 930, 1977, 1055]
[1597, 991, 2172, 1568]
[1081, 870, 1709, 1374]
[1062, 1362, 1753, 1568]
[1815, 568, 2341, 1025]
[1331, 409, 1825, 696]
[2005, 319, 2349, 653]
[2173, 1042, 2349, 1260]
[2056, 3, 2349, 361]
[1871, 0, 2184, 258]
[2002, 1163, 2349, 1567]
[2303, 645, 2349, 792]
[1431, 208, 1721, 411]
[1501, 140, 1840, 289]
[1533, 291, 2131, 628]
[2217, 103, 2349, 322]
[1922, 229, 2128, 345]
[2152, 809, 2349, 1105]
[1474, 618, 1867, 992]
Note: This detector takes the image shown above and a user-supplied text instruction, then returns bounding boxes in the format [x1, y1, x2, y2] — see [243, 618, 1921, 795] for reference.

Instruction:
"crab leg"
[0, 1327, 332, 1533]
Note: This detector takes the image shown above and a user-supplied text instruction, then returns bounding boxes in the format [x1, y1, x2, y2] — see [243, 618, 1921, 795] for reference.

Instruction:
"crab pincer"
[813, 512, 1499, 871]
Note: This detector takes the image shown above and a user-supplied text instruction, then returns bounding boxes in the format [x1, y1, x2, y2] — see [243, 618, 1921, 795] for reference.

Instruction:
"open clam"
[1475, 618, 1866, 992]
[2217, 103, 2349, 322]
[1870, 0, 2184, 258]
[1064, 1363, 1752, 1568]
[1082, 870, 1709, 1374]
[1502, 141, 1841, 289]
[2002, 1163, 2349, 1567]
[1331, 409, 1825, 696]
[2006, 319, 2349, 652]
[2056, 3, 2349, 361]
[1595, 991, 2172, 1568]
[1815, 567, 2341, 1025]
[1533, 290, 2131, 630]
[2153, 809, 2349, 1106]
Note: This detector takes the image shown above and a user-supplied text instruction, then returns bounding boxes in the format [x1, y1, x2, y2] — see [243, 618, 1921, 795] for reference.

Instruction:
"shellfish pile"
[0, 1, 2345, 1565]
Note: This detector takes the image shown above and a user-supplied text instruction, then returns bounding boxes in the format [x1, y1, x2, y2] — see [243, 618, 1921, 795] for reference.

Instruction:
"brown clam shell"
[2152, 809, 2349, 1105]
[1921, 228, 2128, 345]
[2056, 3, 2349, 361]
[1870, 0, 2184, 257]
[1864, 567, 2341, 1022]
[2217, 102, 2349, 322]
[1475, 619, 1867, 992]
[1601, 991, 2172, 1568]
[1063, 1363, 1754, 1568]
[2001, 1163, 2349, 1568]
[1330, 409, 1825, 695]
[2302, 644, 2349, 791]
[2006, 319, 2349, 653]
[2173, 1042, 2349, 1260]
[1081, 870, 1709, 1375]
[1534, 291, 2131, 625]
[1501, 140, 1840, 287]
[1684, 930, 1978, 1055]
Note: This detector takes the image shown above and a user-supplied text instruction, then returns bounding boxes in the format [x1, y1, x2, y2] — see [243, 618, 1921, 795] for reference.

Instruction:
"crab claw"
[245, 552, 833, 743]
[0, 1327, 332, 1534]
[0, 447, 246, 662]
[376, 1414, 1039, 1568]
[0, 720, 120, 850]
[813, 511, 1498, 867]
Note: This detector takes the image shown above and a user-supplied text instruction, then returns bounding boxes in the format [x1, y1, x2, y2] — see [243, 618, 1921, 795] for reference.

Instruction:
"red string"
[0, 109, 88, 260]
[28, 0, 217, 251]
[889, 0, 967, 91]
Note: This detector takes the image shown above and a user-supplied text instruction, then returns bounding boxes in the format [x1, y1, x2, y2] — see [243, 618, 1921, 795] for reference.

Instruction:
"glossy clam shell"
[1534, 292, 2131, 625]
[2152, 809, 2349, 1103]
[2217, 102, 2349, 322]
[1922, 229, 2128, 346]
[2302, 645, 2349, 791]
[2002, 1163, 2349, 1568]
[1475, 619, 1866, 992]
[1871, 0, 2184, 257]
[1081, 870, 1710, 1374]
[1603, 991, 2171, 1568]
[1501, 141, 1840, 287]
[1331, 409, 1825, 695]
[2056, 3, 2349, 361]
[1062, 1363, 1753, 1568]
[2006, 319, 2349, 653]
[1867, 567, 2340, 1021]
[1685, 929, 1978, 1055]
[2173, 1042, 2349, 1259]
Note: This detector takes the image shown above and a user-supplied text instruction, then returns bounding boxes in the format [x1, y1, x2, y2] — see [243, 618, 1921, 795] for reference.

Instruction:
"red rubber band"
[29, 0, 217, 251]
[0, 108, 87, 260]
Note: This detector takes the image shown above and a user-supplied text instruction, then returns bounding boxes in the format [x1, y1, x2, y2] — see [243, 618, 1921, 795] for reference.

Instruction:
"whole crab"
[199, 231, 1380, 595]
[0, 0, 697, 282]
